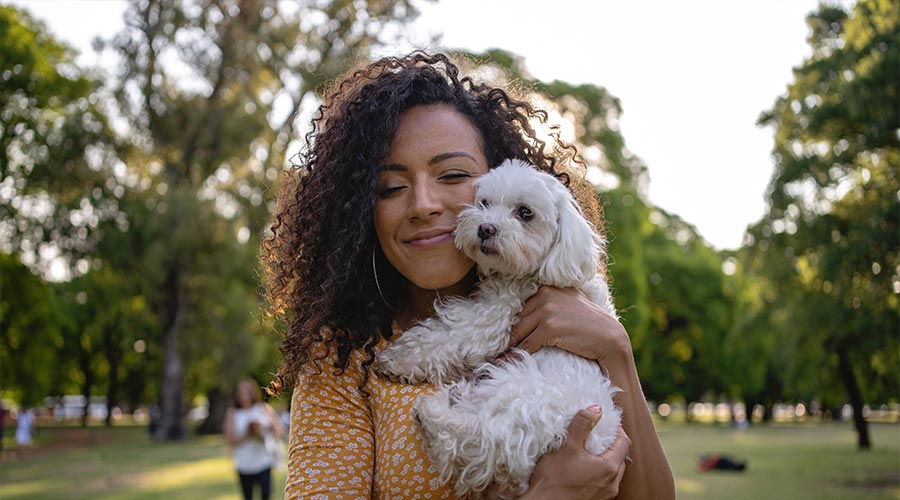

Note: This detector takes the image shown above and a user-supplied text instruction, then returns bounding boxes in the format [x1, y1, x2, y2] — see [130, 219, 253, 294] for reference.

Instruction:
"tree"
[0, 5, 122, 273]
[718, 249, 783, 422]
[98, 0, 424, 439]
[2, 0, 425, 436]
[60, 267, 157, 426]
[639, 208, 734, 403]
[0, 253, 59, 407]
[0, 6, 126, 412]
[751, 0, 899, 448]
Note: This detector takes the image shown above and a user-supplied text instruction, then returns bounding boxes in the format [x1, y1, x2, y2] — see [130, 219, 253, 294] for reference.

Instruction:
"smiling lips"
[406, 228, 454, 248]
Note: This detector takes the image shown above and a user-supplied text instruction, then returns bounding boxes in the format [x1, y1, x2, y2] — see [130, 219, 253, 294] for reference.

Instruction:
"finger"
[510, 311, 539, 350]
[493, 350, 525, 366]
[564, 406, 603, 450]
[599, 426, 632, 465]
[611, 462, 626, 493]
[519, 286, 546, 318]
[521, 285, 563, 318]
[609, 463, 625, 498]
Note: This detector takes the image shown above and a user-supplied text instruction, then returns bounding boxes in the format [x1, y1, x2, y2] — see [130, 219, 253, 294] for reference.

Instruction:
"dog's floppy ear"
[538, 175, 602, 287]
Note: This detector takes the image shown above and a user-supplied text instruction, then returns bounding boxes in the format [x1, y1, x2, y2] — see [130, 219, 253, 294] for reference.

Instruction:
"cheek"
[450, 184, 477, 212]
[373, 201, 395, 242]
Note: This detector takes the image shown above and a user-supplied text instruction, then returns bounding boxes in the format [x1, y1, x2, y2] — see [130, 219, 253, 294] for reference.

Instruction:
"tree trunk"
[153, 264, 188, 441]
[196, 386, 230, 435]
[103, 326, 120, 427]
[836, 347, 871, 449]
[79, 346, 93, 428]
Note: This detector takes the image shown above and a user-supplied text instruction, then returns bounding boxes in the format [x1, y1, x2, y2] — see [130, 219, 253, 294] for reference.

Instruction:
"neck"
[396, 268, 478, 330]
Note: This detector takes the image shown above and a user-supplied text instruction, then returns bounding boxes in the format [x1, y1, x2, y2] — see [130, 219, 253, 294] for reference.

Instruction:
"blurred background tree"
[94, 0, 425, 439]
[1, 4, 127, 414]
[1, 0, 426, 439]
[0, 4, 121, 272]
[0, 253, 58, 407]
[1, 0, 896, 452]
[748, 0, 899, 449]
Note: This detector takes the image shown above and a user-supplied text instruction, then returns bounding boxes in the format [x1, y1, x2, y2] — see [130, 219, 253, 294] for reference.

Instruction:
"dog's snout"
[477, 223, 497, 241]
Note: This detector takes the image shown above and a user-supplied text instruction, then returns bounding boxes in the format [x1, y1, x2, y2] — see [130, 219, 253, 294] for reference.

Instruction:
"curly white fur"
[375, 159, 622, 499]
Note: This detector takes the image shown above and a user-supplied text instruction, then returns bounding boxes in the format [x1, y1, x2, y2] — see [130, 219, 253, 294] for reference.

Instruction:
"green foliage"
[717, 250, 782, 405]
[0, 253, 58, 406]
[57, 267, 160, 407]
[0, 5, 121, 267]
[746, 0, 899, 444]
[99, 0, 428, 436]
[603, 187, 650, 360]
[640, 208, 734, 401]
[1, 0, 427, 431]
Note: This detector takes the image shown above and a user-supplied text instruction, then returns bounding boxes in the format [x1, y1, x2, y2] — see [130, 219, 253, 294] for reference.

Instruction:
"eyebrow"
[379, 151, 478, 172]
[428, 151, 477, 165]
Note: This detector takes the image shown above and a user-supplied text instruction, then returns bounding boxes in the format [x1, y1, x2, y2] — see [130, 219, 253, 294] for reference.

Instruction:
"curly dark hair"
[262, 51, 590, 396]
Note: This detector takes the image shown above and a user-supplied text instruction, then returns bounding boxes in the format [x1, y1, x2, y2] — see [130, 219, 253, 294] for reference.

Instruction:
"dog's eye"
[479, 199, 489, 208]
[517, 206, 533, 221]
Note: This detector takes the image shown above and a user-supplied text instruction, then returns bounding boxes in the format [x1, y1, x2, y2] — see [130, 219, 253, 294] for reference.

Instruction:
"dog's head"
[454, 159, 602, 286]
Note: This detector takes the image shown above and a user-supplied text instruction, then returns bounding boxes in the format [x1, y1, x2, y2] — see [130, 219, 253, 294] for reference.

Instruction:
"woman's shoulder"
[303, 324, 399, 371]
[294, 325, 395, 391]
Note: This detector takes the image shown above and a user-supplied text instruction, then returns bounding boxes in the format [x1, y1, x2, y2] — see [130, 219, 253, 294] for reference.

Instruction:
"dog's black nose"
[477, 223, 497, 241]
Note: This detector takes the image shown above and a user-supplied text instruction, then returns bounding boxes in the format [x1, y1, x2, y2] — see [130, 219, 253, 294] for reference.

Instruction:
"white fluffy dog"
[375, 159, 621, 499]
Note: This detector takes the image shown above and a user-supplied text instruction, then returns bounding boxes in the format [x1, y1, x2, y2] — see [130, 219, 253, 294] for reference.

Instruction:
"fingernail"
[588, 405, 602, 413]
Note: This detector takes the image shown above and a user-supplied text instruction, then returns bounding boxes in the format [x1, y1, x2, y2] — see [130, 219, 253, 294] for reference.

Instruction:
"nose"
[478, 223, 497, 241]
[408, 180, 443, 220]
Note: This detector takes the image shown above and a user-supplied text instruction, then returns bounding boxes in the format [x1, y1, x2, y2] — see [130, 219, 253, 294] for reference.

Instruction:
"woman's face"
[374, 104, 489, 293]
[236, 382, 255, 408]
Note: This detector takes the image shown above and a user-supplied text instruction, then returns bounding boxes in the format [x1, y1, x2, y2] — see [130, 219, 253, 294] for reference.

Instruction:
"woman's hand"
[511, 286, 631, 364]
[522, 407, 631, 500]
[512, 287, 676, 499]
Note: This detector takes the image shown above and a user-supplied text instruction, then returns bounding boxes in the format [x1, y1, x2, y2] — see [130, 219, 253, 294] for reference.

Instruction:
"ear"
[538, 177, 602, 287]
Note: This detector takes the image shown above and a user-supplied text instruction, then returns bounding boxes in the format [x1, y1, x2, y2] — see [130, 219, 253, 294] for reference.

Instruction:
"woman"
[224, 379, 285, 500]
[264, 52, 675, 499]
[14, 405, 35, 457]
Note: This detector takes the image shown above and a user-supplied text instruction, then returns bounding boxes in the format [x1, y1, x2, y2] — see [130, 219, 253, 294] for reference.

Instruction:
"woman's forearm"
[604, 344, 675, 499]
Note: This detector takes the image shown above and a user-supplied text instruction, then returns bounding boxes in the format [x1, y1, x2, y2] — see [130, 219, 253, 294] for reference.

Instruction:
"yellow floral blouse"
[285, 329, 456, 499]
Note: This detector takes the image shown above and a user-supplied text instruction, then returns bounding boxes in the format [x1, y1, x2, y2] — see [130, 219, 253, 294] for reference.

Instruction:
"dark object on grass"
[698, 453, 747, 472]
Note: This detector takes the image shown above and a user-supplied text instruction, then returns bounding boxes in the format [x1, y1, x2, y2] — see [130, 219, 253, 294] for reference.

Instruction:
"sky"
[9, 0, 830, 250]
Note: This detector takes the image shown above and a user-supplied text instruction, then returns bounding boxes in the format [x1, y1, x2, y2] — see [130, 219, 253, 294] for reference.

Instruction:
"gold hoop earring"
[372, 246, 394, 309]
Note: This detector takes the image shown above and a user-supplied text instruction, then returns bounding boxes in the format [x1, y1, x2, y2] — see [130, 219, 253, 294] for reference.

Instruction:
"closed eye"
[439, 172, 472, 182]
[376, 185, 405, 198]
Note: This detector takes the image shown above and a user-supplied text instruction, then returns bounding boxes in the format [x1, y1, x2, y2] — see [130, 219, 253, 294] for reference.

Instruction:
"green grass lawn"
[0, 421, 897, 499]
[659, 421, 900, 500]
[0, 426, 287, 500]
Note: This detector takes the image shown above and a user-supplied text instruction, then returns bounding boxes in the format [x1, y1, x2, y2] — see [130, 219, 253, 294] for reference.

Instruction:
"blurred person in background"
[14, 405, 35, 458]
[224, 379, 285, 500]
